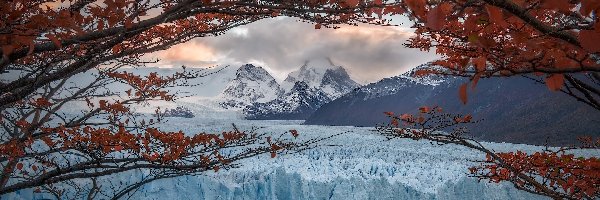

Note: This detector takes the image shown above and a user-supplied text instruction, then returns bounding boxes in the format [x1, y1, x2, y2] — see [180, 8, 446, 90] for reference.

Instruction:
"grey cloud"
[156, 17, 439, 83]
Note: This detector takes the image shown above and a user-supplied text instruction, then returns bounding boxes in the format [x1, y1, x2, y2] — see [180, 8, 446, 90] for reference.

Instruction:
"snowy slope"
[119, 66, 239, 97]
[241, 58, 360, 119]
[243, 81, 331, 119]
[356, 63, 450, 101]
[218, 64, 283, 109]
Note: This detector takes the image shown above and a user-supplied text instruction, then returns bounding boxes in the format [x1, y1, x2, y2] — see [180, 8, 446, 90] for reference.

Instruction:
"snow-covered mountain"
[244, 81, 331, 120]
[217, 60, 360, 119]
[219, 64, 283, 109]
[282, 58, 359, 99]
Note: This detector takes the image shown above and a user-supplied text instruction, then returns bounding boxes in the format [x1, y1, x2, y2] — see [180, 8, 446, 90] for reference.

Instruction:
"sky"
[144, 16, 440, 84]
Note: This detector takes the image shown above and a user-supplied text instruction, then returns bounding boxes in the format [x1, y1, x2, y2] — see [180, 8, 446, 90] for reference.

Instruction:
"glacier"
[8, 117, 597, 200]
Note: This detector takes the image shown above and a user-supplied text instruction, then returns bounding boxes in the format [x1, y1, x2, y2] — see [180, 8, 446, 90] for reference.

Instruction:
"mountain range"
[218, 59, 360, 119]
[102, 61, 598, 146]
[303, 64, 600, 146]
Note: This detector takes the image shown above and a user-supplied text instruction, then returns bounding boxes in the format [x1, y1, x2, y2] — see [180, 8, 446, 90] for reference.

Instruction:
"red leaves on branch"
[380, 107, 599, 199]
[402, 0, 600, 102]
[405, 0, 426, 19]
[418, 106, 429, 113]
[540, 0, 573, 13]
[580, 0, 600, 16]
[107, 71, 177, 101]
[290, 129, 299, 138]
[579, 23, 600, 53]
[426, 5, 443, 31]
[46, 34, 62, 49]
[30, 97, 52, 108]
[472, 151, 600, 198]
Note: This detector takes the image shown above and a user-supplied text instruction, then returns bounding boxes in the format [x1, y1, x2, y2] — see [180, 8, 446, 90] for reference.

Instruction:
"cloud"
[146, 17, 439, 83]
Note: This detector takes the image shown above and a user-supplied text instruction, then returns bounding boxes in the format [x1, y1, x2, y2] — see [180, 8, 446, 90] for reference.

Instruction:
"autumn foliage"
[2, 0, 600, 199]
[399, 0, 600, 109]
[387, 2, 600, 198]
[379, 107, 600, 200]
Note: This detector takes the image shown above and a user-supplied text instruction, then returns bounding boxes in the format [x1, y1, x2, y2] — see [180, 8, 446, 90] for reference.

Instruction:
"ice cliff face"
[9, 119, 595, 200]
[243, 81, 331, 120]
[219, 64, 283, 109]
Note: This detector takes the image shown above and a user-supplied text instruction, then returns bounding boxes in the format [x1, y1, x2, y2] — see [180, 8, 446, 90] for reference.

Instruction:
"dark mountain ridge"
[304, 67, 600, 146]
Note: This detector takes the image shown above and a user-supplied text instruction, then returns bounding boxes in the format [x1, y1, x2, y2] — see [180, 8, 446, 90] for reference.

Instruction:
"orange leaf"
[426, 5, 443, 31]
[47, 34, 62, 49]
[485, 5, 507, 28]
[112, 44, 122, 55]
[419, 106, 430, 113]
[2, 45, 14, 57]
[314, 24, 322, 29]
[28, 40, 35, 55]
[289, 129, 299, 138]
[459, 83, 468, 104]
[545, 74, 564, 91]
[391, 118, 399, 127]
[16, 163, 23, 170]
[472, 56, 486, 72]
[541, 0, 573, 13]
[471, 73, 481, 90]
[579, 23, 600, 53]
[124, 18, 133, 29]
[581, 0, 600, 16]
[406, 0, 426, 19]
[98, 20, 104, 31]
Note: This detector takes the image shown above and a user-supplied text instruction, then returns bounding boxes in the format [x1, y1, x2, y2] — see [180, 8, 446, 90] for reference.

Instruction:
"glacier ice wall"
[7, 119, 594, 200]
[133, 168, 543, 200]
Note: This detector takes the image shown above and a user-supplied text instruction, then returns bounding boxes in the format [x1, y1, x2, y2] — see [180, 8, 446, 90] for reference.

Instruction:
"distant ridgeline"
[304, 64, 600, 146]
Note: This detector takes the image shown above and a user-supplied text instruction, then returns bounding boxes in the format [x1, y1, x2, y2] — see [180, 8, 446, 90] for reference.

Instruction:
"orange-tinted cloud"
[146, 17, 439, 83]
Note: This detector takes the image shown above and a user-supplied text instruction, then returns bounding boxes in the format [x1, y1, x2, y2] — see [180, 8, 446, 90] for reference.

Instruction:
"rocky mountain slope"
[244, 81, 331, 120]
[304, 64, 600, 146]
[281, 58, 360, 99]
[218, 60, 360, 119]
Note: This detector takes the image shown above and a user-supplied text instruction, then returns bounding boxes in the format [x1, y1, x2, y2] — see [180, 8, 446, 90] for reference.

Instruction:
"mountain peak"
[219, 64, 282, 109]
[239, 63, 257, 70]
[282, 59, 359, 99]
[302, 57, 336, 69]
[291, 81, 310, 91]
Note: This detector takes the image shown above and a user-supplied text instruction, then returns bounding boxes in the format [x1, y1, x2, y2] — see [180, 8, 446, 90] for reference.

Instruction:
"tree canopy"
[1, 0, 599, 199]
